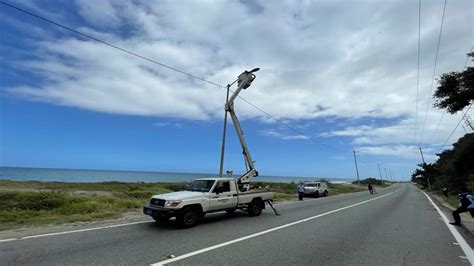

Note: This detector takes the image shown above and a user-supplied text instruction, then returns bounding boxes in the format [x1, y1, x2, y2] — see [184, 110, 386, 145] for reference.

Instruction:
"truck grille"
[150, 198, 165, 207]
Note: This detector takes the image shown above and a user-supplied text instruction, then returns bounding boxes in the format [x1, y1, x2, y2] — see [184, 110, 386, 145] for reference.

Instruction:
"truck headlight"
[165, 200, 182, 207]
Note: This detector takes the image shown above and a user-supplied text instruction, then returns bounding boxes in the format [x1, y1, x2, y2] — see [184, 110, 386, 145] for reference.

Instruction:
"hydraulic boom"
[223, 68, 260, 191]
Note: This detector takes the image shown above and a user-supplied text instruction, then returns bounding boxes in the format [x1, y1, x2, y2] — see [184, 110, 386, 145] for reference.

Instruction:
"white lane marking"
[419, 190, 474, 264]
[0, 220, 153, 243]
[151, 192, 394, 266]
[0, 238, 17, 243]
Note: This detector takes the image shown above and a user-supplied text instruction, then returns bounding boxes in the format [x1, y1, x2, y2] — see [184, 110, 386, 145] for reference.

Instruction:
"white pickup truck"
[143, 177, 275, 228]
[303, 181, 329, 197]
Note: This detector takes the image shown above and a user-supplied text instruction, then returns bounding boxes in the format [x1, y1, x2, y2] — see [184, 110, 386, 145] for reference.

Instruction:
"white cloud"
[259, 129, 309, 140]
[152, 122, 170, 127]
[153, 122, 183, 128]
[356, 145, 437, 161]
[4, 0, 473, 160]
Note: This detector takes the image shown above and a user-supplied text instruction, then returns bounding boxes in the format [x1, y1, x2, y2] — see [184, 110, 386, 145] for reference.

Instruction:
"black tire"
[248, 200, 263, 216]
[324, 190, 329, 197]
[176, 208, 199, 228]
[152, 216, 170, 223]
[314, 191, 320, 198]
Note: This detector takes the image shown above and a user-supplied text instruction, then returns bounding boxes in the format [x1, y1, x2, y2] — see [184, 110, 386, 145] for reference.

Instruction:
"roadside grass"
[0, 180, 365, 230]
[0, 180, 175, 231]
[445, 195, 459, 209]
[0, 179, 180, 193]
[253, 181, 366, 200]
[328, 183, 366, 194]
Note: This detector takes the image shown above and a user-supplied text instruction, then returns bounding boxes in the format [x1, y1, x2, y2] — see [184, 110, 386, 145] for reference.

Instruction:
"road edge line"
[0, 220, 153, 243]
[151, 192, 394, 266]
[419, 190, 474, 264]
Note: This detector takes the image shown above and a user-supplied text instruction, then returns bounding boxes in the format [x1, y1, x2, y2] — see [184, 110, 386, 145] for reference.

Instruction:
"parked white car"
[303, 181, 329, 197]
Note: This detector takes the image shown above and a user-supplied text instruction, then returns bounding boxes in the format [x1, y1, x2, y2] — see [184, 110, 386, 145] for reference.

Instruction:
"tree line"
[412, 133, 474, 193]
[411, 52, 473, 194]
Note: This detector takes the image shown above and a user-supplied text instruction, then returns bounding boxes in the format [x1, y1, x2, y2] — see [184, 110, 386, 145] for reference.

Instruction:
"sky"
[0, 0, 473, 181]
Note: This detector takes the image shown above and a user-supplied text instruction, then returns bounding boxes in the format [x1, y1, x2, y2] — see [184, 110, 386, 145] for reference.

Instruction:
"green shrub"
[0, 191, 71, 211]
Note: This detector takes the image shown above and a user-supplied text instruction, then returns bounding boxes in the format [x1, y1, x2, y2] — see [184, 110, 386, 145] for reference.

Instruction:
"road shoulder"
[429, 193, 474, 247]
[0, 210, 150, 240]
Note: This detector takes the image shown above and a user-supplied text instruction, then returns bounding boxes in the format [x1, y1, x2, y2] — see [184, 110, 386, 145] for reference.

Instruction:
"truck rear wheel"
[176, 208, 199, 228]
[323, 190, 328, 197]
[248, 200, 263, 216]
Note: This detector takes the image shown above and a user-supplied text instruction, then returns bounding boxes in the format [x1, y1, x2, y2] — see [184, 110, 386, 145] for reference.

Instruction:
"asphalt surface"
[0, 184, 471, 265]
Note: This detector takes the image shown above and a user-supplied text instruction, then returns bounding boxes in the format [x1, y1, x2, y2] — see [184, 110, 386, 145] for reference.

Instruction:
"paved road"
[0, 184, 471, 265]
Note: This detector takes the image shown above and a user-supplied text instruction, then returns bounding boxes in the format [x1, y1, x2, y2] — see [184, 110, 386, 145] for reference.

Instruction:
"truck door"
[209, 180, 238, 211]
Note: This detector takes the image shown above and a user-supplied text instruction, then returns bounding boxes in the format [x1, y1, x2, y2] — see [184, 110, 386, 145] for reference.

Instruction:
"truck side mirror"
[214, 187, 221, 194]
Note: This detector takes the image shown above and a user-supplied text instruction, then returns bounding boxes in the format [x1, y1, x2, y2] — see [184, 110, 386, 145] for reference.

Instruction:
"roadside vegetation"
[351, 178, 392, 188]
[0, 179, 364, 230]
[251, 181, 366, 200]
[0, 180, 175, 230]
[412, 52, 473, 202]
[412, 133, 474, 198]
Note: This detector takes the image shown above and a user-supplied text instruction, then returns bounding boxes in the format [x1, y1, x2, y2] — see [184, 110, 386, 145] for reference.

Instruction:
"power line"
[426, 46, 473, 144]
[419, 0, 447, 145]
[2, 1, 347, 154]
[0, 1, 222, 88]
[437, 103, 473, 153]
[234, 94, 346, 153]
[414, 0, 421, 144]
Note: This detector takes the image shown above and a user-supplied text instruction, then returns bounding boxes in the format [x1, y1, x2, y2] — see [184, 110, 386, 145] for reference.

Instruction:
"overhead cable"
[418, 0, 448, 145]
[1, 1, 346, 154]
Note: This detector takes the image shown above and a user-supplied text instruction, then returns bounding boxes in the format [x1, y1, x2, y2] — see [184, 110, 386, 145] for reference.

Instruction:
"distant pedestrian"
[297, 182, 305, 201]
[450, 191, 474, 226]
[368, 184, 373, 194]
[442, 187, 448, 197]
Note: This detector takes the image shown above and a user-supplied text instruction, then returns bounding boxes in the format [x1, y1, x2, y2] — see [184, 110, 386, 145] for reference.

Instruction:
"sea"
[0, 167, 352, 184]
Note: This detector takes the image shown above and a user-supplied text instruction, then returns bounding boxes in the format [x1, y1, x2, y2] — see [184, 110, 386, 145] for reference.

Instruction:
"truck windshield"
[187, 180, 215, 192]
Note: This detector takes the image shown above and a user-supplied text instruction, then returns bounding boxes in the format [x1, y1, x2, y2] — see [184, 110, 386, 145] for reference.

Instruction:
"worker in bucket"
[297, 182, 305, 201]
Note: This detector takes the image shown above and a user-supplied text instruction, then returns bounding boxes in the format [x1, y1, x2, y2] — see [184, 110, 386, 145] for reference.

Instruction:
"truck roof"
[195, 177, 235, 181]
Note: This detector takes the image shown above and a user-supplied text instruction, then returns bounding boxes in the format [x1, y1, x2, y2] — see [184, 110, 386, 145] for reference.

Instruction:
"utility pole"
[377, 163, 384, 186]
[418, 147, 432, 192]
[219, 85, 231, 177]
[465, 115, 473, 130]
[353, 150, 361, 186]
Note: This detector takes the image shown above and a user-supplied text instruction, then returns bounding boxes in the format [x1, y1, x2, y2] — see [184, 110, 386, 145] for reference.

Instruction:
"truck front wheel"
[248, 200, 263, 216]
[176, 208, 199, 228]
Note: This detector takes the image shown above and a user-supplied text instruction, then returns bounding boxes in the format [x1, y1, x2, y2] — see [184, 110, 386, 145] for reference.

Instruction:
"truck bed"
[237, 190, 274, 205]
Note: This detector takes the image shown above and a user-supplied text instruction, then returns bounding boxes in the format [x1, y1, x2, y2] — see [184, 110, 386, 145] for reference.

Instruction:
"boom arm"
[225, 69, 260, 191]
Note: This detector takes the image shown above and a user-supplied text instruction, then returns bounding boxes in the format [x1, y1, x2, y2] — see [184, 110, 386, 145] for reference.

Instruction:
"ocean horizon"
[0, 167, 353, 184]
